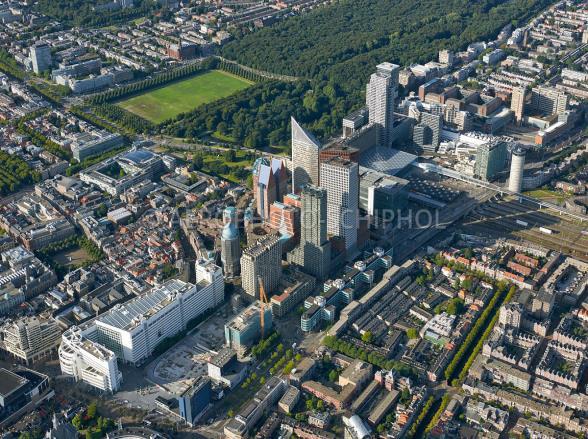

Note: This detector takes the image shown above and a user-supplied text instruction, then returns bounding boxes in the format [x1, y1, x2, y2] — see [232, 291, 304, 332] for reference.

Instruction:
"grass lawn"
[199, 149, 254, 183]
[117, 70, 252, 123]
[52, 246, 92, 268]
[212, 130, 237, 143]
[523, 188, 570, 204]
[267, 144, 290, 156]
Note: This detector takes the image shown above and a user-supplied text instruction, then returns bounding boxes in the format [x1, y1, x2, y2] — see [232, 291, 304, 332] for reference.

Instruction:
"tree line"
[91, 103, 153, 134]
[88, 58, 219, 105]
[323, 335, 417, 378]
[218, 59, 267, 83]
[0, 48, 25, 80]
[17, 120, 72, 160]
[444, 283, 517, 385]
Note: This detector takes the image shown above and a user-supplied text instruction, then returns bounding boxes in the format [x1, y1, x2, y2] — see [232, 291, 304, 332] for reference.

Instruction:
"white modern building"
[59, 326, 122, 393]
[367, 62, 400, 147]
[195, 258, 225, 306]
[530, 86, 569, 116]
[320, 157, 359, 252]
[59, 266, 224, 392]
[291, 117, 321, 191]
[91, 272, 223, 366]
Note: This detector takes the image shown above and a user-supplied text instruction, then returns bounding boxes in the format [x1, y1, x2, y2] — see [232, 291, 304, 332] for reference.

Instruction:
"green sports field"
[117, 70, 252, 123]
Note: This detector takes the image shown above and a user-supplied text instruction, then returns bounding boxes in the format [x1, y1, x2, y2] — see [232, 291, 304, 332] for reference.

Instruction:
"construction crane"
[258, 276, 270, 339]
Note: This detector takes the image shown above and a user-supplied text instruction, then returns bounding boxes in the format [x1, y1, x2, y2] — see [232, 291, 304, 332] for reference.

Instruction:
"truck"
[539, 227, 553, 235]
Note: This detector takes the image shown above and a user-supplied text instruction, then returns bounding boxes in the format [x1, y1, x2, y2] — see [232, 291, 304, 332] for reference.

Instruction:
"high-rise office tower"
[320, 157, 359, 252]
[508, 146, 526, 193]
[287, 185, 331, 280]
[413, 112, 442, 152]
[252, 157, 288, 221]
[291, 117, 321, 192]
[30, 43, 52, 74]
[221, 207, 241, 278]
[366, 62, 400, 147]
[268, 201, 299, 243]
[511, 87, 526, 125]
[474, 141, 508, 181]
[240, 234, 282, 299]
[412, 124, 430, 151]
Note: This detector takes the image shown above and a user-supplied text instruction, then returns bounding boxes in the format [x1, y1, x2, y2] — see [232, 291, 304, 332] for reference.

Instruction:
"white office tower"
[59, 326, 122, 392]
[195, 258, 225, 306]
[320, 157, 359, 252]
[508, 146, 526, 193]
[221, 207, 241, 278]
[30, 43, 52, 74]
[291, 117, 321, 192]
[366, 62, 400, 147]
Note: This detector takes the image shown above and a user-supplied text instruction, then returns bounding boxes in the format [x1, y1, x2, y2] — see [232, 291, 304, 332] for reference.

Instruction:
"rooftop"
[0, 368, 27, 398]
[359, 146, 417, 176]
[209, 347, 236, 368]
[96, 279, 193, 331]
[122, 149, 155, 164]
[226, 302, 263, 331]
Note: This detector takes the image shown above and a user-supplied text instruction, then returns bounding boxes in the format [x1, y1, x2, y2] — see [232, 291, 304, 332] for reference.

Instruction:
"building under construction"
[224, 301, 273, 357]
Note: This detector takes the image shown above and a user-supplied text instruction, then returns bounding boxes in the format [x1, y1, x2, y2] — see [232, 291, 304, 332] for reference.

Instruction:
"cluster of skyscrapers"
[218, 63, 411, 306]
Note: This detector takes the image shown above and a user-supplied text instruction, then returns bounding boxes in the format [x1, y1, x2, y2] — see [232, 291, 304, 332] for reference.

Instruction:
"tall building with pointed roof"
[291, 117, 321, 192]
[252, 157, 288, 221]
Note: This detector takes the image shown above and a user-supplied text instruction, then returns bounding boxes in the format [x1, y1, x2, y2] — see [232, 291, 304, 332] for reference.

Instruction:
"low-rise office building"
[0, 316, 61, 365]
[58, 326, 122, 393]
[0, 368, 53, 430]
[224, 376, 286, 439]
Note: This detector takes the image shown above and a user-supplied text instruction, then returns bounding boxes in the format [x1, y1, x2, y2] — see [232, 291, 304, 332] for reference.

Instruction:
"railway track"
[460, 200, 588, 261]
